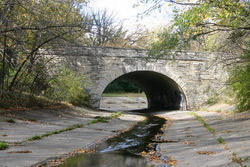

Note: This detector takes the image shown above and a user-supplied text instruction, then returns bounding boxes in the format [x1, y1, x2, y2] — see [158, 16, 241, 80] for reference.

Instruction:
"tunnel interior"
[101, 71, 186, 110]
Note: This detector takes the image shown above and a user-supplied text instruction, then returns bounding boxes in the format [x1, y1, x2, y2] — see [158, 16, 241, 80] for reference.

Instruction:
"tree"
[139, 0, 250, 110]
[140, 0, 249, 53]
[0, 0, 89, 107]
[86, 9, 127, 46]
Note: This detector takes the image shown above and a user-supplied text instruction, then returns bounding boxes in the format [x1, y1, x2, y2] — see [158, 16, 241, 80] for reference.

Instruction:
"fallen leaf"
[168, 160, 177, 165]
[197, 151, 216, 155]
[182, 141, 195, 145]
[220, 130, 234, 133]
[186, 134, 195, 137]
[8, 150, 32, 154]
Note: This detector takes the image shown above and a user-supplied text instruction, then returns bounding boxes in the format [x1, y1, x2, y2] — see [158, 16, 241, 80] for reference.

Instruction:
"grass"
[110, 112, 122, 119]
[88, 112, 123, 124]
[27, 135, 42, 141]
[189, 112, 216, 133]
[26, 112, 123, 141]
[217, 137, 225, 144]
[89, 117, 109, 124]
[0, 141, 9, 150]
[26, 124, 84, 141]
[102, 92, 146, 97]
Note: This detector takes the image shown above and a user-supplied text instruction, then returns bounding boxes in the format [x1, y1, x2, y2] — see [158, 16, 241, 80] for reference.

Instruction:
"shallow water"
[58, 115, 167, 167]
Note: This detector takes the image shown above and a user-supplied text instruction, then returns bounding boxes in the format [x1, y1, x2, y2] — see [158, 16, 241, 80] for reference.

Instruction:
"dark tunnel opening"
[101, 71, 187, 111]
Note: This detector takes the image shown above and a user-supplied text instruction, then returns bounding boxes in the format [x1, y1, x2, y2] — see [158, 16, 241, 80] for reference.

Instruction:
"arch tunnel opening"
[100, 71, 187, 111]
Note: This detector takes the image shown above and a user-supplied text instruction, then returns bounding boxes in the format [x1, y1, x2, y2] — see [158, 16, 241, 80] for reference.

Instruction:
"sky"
[87, 0, 174, 32]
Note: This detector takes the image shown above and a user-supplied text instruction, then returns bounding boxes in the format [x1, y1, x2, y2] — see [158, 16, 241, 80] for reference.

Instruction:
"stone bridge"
[48, 46, 228, 110]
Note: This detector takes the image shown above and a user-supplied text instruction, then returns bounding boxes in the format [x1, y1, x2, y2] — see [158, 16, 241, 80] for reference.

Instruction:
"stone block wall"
[44, 46, 229, 110]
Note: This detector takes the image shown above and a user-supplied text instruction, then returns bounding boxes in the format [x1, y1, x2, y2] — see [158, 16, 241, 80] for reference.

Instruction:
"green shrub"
[45, 67, 89, 106]
[229, 47, 250, 111]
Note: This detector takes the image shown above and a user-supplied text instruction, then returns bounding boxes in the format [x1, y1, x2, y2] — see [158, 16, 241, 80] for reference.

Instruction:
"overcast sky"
[87, 0, 174, 31]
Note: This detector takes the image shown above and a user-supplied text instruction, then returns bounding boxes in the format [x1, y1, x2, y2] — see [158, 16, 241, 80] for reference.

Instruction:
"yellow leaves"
[140, 151, 147, 156]
[168, 159, 177, 165]
[168, 3, 172, 7]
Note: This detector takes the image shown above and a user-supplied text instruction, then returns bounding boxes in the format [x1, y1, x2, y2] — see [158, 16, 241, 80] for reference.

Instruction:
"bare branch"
[197, 23, 250, 31]
[0, 24, 89, 34]
[167, 0, 200, 6]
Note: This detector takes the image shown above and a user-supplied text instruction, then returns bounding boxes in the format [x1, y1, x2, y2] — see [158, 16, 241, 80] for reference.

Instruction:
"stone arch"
[90, 65, 189, 110]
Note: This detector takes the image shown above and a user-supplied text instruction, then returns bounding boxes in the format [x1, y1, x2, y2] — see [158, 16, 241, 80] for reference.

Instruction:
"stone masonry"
[44, 46, 229, 110]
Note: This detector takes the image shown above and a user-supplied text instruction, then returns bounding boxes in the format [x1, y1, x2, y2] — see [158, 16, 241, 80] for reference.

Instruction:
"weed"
[88, 117, 109, 124]
[26, 123, 85, 141]
[88, 112, 122, 125]
[89, 119, 98, 124]
[25, 112, 122, 142]
[217, 137, 225, 144]
[110, 112, 122, 119]
[96, 117, 109, 123]
[232, 154, 249, 164]
[189, 112, 215, 133]
[0, 141, 8, 150]
[27, 135, 41, 141]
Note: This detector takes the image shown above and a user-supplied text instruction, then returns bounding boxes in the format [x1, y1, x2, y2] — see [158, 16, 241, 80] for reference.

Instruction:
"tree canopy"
[140, 0, 250, 110]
